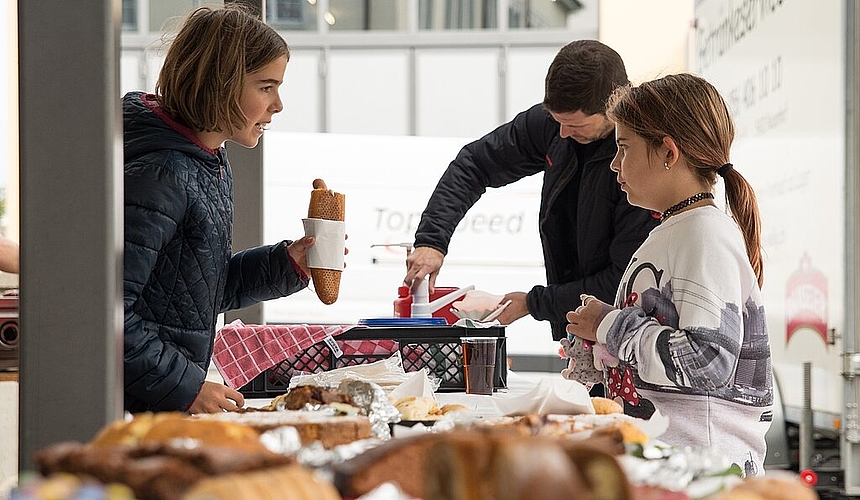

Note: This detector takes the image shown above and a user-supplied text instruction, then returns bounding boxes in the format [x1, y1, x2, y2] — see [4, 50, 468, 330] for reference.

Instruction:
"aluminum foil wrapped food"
[619, 444, 739, 495]
[259, 426, 304, 456]
[338, 379, 401, 440]
[307, 178, 345, 305]
[289, 380, 400, 469]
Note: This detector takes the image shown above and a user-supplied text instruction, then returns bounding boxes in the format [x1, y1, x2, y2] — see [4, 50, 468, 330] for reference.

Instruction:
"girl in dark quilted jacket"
[122, 5, 315, 413]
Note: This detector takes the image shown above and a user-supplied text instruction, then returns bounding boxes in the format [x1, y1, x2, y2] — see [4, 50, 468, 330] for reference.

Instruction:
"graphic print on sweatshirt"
[606, 257, 773, 420]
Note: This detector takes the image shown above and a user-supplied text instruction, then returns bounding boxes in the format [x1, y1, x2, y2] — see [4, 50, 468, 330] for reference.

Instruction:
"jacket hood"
[123, 91, 223, 167]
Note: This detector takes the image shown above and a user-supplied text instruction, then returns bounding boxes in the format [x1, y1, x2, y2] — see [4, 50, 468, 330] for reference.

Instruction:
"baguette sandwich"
[307, 179, 345, 304]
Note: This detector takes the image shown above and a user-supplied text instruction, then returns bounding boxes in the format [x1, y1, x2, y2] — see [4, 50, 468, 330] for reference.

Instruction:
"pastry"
[393, 396, 469, 420]
[333, 432, 441, 498]
[182, 464, 341, 500]
[333, 429, 632, 499]
[90, 412, 184, 447]
[711, 474, 818, 500]
[138, 415, 269, 454]
[560, 440, 633, 499]
[486, 437, 590, 500]
[591, 396, 623, 414]
[33, 439, 294, 500]
[90, 412, 271, 454]
[307, 178, 345, 305]
[424, 432, 489, 500]
[196, 410, 372, 449]
[394, 396, 438, 420]
[438, 403, 469, 415]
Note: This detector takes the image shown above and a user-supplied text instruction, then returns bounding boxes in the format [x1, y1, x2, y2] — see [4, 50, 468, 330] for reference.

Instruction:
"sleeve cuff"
[283, 240, 310, 282]
[288, 255, 309, 282]
[596, 309, 621, 344]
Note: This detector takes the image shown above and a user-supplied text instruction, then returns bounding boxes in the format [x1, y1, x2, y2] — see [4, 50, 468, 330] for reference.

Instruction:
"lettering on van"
[374, 208, 524, 235]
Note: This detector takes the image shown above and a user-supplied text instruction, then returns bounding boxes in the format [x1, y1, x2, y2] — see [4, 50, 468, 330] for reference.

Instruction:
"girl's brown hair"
[155, 5, 289, 135]
[606, 73, 764, 286]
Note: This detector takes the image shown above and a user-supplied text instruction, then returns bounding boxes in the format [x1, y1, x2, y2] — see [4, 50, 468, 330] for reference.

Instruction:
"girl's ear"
[662, 136, 681, 168]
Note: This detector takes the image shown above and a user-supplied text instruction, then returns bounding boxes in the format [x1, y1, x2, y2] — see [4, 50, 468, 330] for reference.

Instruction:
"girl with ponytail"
[566, 73, 773, 476]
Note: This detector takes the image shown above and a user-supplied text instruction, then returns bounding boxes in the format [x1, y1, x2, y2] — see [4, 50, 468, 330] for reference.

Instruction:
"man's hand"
[496, 291, 530, 325]
[565, 294, 615, 342]
[404, 247, 444, 293]
[188, 381, 245, 414]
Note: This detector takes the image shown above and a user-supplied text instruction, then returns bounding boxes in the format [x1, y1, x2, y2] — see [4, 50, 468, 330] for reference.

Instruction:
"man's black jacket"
[414, 104, 658, 340]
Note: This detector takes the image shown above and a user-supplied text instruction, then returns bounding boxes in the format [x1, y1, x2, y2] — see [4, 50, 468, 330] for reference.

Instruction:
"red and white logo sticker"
[785, 253, 828, 344]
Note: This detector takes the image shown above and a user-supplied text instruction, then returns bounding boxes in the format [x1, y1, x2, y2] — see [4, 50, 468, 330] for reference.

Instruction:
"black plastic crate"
[238, 325, 507, 399]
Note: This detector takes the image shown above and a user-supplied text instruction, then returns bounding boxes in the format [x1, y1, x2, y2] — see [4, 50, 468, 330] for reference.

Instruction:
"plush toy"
[591, 342, 619, 370]
[558, 337, 605, 386]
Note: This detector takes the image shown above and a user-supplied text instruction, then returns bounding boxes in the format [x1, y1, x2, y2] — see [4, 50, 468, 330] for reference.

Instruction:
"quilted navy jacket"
[123, 92, 309, 412]
[414, 104, 658, 341]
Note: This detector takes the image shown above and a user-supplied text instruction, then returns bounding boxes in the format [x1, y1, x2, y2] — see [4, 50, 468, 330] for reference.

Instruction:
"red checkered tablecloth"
[213, 320, 356, 389]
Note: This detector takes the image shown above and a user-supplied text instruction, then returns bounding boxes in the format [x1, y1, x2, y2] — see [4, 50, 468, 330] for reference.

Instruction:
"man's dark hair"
[543, 39, 629, 115]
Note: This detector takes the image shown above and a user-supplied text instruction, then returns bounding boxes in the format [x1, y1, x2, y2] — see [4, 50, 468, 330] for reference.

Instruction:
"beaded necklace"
[659, 192, 714, 223]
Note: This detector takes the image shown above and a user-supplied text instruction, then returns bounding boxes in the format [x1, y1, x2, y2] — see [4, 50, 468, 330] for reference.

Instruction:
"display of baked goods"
[307, 178, 345, 305]
[25, 380, 819, 500]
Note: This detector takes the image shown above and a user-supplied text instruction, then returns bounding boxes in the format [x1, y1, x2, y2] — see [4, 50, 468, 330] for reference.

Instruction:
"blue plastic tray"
[357, 317, 447, 327]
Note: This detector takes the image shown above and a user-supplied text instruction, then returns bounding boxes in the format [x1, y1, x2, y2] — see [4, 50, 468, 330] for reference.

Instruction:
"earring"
[664, 162, 670, 170]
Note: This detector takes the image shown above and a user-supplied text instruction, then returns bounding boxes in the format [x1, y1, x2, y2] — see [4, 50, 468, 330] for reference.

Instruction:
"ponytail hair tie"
[717, 163, 733, 177]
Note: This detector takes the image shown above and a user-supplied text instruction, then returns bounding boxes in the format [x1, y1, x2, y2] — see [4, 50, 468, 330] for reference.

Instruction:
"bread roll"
[333, 432, 441, 498]
[560, 441, 632, 499]
[424, 433, 596, 500]
[183, 464, 341, 500]
[591, 396, 623, 414]
[424, 432, 489, 500]
[438, 403, 469, 415]
[91, 412, 185, 447]
[489, 437, 591, 500]
[196, 410, 372, 449]
[92, 412, 272, 451]
[713, 474, 817, 500]
[307, 178, 345, 305]
[394, 396, 437, 420]
[138, 416, 269, 454]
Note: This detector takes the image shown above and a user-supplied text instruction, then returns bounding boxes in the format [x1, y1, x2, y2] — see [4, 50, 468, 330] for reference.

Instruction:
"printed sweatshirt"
[596, 205, 773, 475]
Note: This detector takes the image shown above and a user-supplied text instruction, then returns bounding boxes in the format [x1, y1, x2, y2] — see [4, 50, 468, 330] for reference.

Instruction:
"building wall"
[2, 0, 18, 243]
[599, 0, 692, 84]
